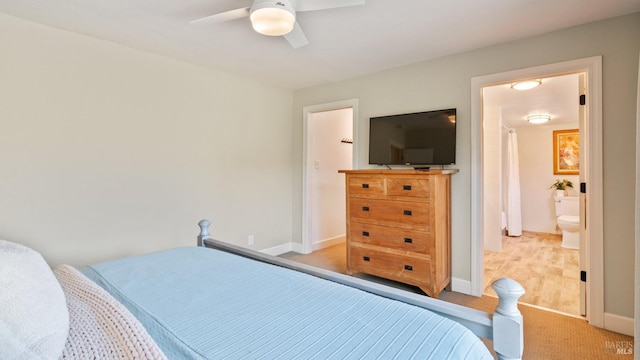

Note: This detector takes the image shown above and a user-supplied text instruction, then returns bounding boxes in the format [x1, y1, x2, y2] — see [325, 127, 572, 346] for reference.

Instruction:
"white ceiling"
[484, 74, 580, 129]
[1, 0, 639, 90]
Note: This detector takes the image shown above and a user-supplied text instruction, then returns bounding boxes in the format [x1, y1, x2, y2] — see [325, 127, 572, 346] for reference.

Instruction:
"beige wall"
[0, 14, 294, 267]
[293, 13, 640, 318]
[1, 9, 637, 320]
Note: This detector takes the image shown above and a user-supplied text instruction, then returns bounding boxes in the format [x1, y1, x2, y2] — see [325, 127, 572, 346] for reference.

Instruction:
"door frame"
[302, 99, 359, 254]
[470, 56, 603, 327]
[634, 52, 640, 346]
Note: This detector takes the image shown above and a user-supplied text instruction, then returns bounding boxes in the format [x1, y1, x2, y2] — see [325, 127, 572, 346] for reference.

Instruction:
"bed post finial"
[491, 278, 525, 360]
[197, 219, 211, 247]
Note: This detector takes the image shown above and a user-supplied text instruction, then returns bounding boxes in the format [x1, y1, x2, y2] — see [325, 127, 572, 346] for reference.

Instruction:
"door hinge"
[581, 271, 587, 282]
[580, 182, 586, 194]
[579, 94, 586, 105]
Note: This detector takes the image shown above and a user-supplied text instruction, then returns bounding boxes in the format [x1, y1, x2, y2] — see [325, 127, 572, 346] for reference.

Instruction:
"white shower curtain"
[506, 131, 522, 236]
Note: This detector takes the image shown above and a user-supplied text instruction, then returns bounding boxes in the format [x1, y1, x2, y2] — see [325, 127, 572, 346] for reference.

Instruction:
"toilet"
[554, 195, 580, 249]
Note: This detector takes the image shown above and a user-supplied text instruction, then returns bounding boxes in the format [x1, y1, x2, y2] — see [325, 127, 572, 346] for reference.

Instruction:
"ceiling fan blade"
[190, 7, 250, 24]
[292, 0, 365, 12]
[284, 22, 309, 48]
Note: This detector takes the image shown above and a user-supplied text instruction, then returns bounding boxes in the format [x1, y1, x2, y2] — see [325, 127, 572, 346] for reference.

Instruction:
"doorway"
[470, 56, 604, 327]
[302, 99, 358, 254]
[483, 73, 583, 317]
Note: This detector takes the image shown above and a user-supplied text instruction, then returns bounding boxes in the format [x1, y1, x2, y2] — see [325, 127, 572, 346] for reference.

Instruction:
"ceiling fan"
[191, 0, 365, 48]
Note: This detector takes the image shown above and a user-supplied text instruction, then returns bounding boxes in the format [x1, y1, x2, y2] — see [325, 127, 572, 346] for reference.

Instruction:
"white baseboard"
[289, 242, 305, 254]
[311, 235, 345, 251]
[451, 277, 472, 295]
[603, 312, 634, 336]
[263, 237, 345, 257]
[261, 242, 298, 256]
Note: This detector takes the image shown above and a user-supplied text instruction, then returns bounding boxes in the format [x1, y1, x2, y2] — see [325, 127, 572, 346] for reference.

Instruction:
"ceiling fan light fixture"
[511, 79, 542, 91]
[527, 114, 551, 124]
[250, 5, 295, 36]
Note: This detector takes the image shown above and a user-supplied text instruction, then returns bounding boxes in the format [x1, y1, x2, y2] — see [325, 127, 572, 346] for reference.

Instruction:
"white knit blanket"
[54, 265, 167, 360]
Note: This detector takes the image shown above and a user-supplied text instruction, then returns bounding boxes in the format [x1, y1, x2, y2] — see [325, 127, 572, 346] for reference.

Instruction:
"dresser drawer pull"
[363, 256, 371, 262]
[404, 238, 413, 243]
[362, 206, 370, 212]
[403, 185, 412, 191]
[362, 183, 369, 189]
[403, 210, 412, 216]
[362, 231, 370, 237]
[404, 265, 413, 271]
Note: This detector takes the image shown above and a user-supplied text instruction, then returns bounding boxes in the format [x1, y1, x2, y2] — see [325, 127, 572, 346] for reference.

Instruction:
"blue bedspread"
[83, 246, 492, 359]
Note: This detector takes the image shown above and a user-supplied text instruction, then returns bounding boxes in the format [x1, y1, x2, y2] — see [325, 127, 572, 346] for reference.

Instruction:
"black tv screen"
[368, 108, 456, 166]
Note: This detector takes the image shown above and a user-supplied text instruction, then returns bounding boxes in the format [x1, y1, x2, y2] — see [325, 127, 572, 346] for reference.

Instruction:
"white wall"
[483, 106, 503, 251]
[308, 108, 352, 248]
[516, 124, 579, 234]
[293, 13, 639, 318]
[0, 14, 294, 267]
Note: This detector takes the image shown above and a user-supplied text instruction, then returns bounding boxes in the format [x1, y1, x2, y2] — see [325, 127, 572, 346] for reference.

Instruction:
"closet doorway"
[302, 99, 358, 254]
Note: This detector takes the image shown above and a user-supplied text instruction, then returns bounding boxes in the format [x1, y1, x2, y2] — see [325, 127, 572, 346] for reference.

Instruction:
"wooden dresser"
[338, 169, 456, 298]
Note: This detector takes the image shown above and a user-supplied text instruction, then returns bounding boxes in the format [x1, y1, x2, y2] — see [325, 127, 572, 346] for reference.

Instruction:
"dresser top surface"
[338, 169, 459, 175]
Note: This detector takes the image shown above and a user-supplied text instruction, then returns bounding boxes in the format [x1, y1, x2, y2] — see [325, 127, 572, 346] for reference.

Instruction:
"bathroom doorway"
[482, 73, 582, 316]
[470, 56, 604, 327]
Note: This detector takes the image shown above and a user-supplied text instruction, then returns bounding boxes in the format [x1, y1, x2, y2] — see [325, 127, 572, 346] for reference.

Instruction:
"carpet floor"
[281, 244, 634, 359]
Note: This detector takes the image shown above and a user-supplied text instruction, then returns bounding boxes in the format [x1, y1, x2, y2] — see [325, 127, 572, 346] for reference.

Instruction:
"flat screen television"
[368, 108, 456, 166]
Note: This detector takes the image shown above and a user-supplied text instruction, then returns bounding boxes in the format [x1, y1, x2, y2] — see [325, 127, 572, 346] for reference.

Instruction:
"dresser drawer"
[387, 178, 430, 198]
[340, 170, 454, 298]
[349, 198, 429, 231]
[349, 245, 432, 285]
[349, 222, 429, 252]
[348, 177, 385, 196]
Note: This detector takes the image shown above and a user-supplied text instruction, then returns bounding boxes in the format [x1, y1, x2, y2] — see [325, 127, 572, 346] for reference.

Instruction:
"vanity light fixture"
[511, 79, 542, 91]
[527, 114, 551, 124]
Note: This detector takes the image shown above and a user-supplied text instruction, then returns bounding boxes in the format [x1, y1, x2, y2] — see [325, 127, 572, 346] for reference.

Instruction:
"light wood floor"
[484, 232, 581, 317]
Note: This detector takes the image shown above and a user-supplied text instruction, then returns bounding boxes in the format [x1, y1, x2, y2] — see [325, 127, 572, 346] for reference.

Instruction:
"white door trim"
[470, 56, 604, 327]
[302, 99, 359, 254]
[634, 52, 639, 344]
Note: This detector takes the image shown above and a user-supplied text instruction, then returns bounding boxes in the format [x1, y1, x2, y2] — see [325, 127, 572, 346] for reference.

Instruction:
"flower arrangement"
[550, 179, 574, 190]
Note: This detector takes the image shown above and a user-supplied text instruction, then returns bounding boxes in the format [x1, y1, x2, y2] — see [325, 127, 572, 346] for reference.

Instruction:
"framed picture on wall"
[553, 129, 579, 175]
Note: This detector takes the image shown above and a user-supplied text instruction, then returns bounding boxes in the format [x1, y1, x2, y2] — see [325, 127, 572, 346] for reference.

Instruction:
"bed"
[0, 219, 525, 360]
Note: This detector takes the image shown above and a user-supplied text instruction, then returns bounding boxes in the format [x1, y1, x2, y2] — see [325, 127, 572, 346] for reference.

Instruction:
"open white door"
[578, 73, 587, 317]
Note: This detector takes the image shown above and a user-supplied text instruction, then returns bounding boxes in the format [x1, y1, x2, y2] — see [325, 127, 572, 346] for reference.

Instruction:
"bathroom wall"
[512, 124, 580, 234]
